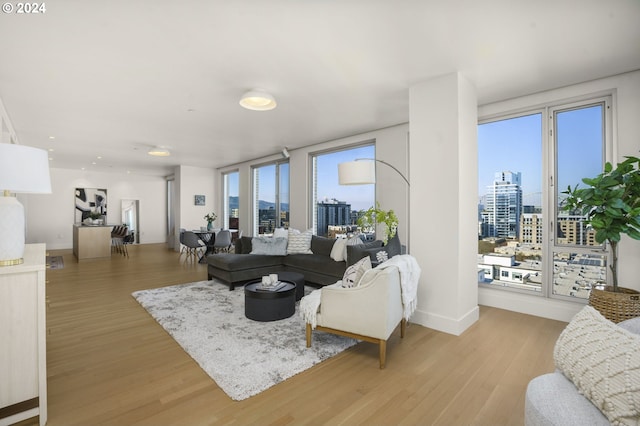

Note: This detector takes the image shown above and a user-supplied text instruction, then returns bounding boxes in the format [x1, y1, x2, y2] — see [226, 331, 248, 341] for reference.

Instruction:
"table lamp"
[0, 143, 52, 266]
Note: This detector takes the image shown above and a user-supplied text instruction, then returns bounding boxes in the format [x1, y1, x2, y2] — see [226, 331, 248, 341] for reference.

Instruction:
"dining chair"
[182, 231, 205, 261]
[213, 230, 232, 253]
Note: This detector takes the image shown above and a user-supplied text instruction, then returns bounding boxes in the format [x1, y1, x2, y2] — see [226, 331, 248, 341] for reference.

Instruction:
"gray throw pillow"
[250, 237, 288, 256]
[239, 236, 253, 254]
[384, 232, 402, 257]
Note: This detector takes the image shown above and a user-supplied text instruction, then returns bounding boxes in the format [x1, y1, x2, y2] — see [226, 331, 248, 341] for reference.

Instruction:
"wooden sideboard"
[73, 224, 112, 261]
[0, 243, 47, 426]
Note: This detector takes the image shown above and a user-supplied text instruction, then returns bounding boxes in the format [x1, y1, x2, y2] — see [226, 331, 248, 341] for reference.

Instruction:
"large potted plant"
[357, 203, 398, 244]
[562, 155, 640, 322]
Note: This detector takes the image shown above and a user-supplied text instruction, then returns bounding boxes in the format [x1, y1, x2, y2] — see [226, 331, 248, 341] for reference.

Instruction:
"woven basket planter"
[589, 286, 640, 323]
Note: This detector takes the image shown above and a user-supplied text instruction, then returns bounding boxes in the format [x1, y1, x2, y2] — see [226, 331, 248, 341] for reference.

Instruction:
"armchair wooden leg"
[401, 318, 406, 338]
[379, 340, 387, 369]
[306, 323, 312, 348]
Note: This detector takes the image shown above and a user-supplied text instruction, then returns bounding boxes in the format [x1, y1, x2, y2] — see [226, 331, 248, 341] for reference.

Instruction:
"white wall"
[22, 168, 168, 249]
[477, 70, 640, 322]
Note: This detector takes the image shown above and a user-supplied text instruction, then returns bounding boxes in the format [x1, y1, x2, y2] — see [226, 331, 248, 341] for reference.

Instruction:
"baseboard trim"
[411, 305, 479, 336]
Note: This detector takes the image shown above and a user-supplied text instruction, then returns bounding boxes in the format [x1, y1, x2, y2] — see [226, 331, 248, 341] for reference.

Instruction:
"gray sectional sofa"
[207, 235, 394, 290]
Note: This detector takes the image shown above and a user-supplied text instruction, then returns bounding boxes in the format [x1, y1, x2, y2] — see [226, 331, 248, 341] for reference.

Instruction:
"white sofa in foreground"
[525, 307, 640, 426]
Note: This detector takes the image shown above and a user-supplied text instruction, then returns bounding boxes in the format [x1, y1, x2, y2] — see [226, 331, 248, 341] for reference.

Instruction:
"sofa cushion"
[525, 373, 610, 426]
[343, 235, 363, 260]
[250, 237, 288, 256]
[346, 240, 384, 266]
[553, 306, 640, 426]
[311, 235, 335, 257]
[237, 236, 253, 254]
[284, 254, 346, 279]
[208, 252, 283, 271]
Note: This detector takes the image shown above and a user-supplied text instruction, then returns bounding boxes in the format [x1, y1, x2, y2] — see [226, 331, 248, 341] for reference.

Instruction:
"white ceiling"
[1, 0, 639, 176]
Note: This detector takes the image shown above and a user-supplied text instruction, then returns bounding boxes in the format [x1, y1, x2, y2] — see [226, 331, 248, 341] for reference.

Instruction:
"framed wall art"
[194, 195, 205, 206]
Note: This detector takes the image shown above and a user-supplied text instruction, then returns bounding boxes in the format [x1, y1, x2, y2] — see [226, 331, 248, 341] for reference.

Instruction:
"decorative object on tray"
[258, 274, 287, 291]
[132, 280, 357, 400]
[562, 155, 640, 322]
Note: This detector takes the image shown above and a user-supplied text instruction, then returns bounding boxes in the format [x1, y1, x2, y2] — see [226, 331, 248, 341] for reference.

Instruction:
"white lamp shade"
[0, 143, 52, 193]
[338, 161, 376, 185]
[0, 143, 51, 265]
[239, 90, 277, 111]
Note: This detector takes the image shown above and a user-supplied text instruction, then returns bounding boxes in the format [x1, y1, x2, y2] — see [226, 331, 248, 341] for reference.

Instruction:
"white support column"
[408, 73, 479, 335]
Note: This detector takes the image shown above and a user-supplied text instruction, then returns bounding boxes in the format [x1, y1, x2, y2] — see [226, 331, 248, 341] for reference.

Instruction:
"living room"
[1, 2, 640, 425]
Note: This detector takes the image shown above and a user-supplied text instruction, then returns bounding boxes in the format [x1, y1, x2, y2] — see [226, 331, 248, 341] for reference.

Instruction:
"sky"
[478, 104, 604, 207]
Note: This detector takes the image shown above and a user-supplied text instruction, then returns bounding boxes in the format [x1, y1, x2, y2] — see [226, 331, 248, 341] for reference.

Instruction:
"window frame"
[477, 94, 613, 303]
[251, 160, 289, 236]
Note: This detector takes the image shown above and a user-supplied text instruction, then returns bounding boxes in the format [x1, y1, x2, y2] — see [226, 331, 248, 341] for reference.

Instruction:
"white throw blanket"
[375, 254, 421, 321]
[299, 255, 421, 328]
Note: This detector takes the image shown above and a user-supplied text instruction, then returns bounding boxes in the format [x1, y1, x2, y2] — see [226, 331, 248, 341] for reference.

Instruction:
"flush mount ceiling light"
[239, 89, 277, 111]
[148, 146, 170, 157]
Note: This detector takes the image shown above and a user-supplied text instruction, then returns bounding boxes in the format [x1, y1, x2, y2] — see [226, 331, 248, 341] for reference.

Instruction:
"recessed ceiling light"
[148, 146, 170, 157]
[49, 136, 55, 140]
[239, 89, 277, 111]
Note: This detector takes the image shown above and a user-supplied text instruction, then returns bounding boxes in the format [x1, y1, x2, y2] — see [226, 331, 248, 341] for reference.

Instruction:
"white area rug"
[132, 280, 358, 401]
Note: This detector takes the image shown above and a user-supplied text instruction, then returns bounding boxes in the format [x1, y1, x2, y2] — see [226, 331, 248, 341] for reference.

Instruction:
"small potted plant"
[357, 202, 398, 244]
[204, 212, 217, 231]
[88, 211, 103, 225]
[562, 155, 640, 322]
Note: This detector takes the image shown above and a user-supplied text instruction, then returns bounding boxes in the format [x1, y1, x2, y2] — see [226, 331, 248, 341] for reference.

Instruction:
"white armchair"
[304, 265, 406, 369]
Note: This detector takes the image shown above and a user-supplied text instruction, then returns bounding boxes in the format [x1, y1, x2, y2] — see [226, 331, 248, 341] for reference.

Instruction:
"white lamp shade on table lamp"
[0, 143, 52, 266]
[338, 160, 376, 185]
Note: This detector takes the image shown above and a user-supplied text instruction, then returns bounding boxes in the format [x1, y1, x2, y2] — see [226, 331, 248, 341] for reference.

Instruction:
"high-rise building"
[317, 199, 351, 237]
[520, 213, 543, 244]
[482, 171, 523, 239]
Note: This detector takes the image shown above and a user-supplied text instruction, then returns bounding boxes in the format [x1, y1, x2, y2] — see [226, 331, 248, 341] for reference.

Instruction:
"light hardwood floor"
[22, 243, 567, 425]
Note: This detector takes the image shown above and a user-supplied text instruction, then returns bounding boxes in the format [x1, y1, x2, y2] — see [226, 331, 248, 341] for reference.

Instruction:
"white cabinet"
[0, 244, 47, 426]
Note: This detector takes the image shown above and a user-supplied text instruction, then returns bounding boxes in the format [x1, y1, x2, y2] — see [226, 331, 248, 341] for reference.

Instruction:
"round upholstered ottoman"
[277, 271, 305, 301]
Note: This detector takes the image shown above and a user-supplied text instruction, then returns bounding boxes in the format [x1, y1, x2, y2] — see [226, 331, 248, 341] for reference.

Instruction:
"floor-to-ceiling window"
[311, 143, 375, 237]
[478, 96, 611, 301]
[223, 171, 239, 230]
[253, 161, 289, 235]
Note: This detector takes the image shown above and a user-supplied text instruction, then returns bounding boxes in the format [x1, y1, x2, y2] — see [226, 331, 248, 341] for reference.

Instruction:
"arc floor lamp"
[337, 158, 410, 251]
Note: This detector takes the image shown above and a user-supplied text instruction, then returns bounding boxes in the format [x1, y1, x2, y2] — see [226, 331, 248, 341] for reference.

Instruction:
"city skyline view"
[478, 104, 604, 208]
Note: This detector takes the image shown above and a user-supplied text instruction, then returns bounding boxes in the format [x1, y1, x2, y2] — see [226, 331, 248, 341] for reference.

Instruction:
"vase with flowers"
[204, 212, 217, 231]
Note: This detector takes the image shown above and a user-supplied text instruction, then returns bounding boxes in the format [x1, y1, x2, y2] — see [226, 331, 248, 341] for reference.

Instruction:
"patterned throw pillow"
[554, 306, 640, 425]
[341, 256, 372, 288]
[287, 229, 313, 254]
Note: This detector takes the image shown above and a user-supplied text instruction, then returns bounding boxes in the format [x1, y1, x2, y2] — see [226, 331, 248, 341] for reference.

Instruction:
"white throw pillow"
[287, 229, 312, 254]
[553, 306, 640, 425]
[330, 238, 348, 262]
[341, 256, 372, 288]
